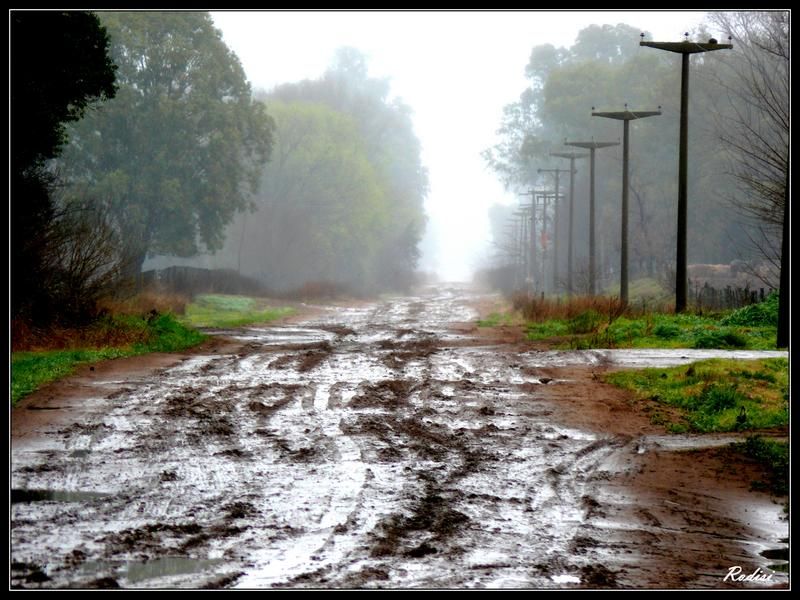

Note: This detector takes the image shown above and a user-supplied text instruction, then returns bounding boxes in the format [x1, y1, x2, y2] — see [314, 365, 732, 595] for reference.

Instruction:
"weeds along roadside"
[501, 290, 781, 350]
[10, 291, 294, 406]
[482, 291, 787, 496]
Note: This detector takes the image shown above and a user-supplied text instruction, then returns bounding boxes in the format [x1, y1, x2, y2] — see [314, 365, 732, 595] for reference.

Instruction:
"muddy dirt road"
[11, 286, 789, 589]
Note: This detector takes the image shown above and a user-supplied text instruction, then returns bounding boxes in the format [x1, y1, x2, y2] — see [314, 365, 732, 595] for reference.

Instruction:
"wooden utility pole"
[564, 140, 619, 296]
[592, 107, 661, 306]
[513, 207, 531, 291]
[537, 168, 570, 293]
[519, 190, 537, 291]
[640, 34, 732, 312]
[551, 151, 588, 296]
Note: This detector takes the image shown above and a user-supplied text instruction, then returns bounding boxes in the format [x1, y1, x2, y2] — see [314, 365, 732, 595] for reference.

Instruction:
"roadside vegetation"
[478, 290, 787, 495]
[182, 294, 295, 328]
[603, 357, 788, 434]
[605, 357, 789, 497]
[11, 291, 294, 406]
[732, 435, 789, 496]
[11, 311, 205, 406]
[500, 290, 779, 350]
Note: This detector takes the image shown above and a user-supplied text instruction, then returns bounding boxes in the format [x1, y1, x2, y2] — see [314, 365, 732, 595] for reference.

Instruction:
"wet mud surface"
[11, 285, 788, 589]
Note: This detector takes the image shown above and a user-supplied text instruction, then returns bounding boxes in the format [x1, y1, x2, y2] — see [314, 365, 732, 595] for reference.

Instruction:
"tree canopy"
[11, 11, 117, 174]
[270, 48, 429, 289]
[182, 48, 428, 294]
[59, 12, 274, 276]
[483, 21, 769, 291]
[221, 100, 391, 291]
[11, 11, 117, 322]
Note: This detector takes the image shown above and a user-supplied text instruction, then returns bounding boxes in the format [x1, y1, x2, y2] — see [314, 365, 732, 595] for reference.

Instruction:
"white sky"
[211, 10, 710, 281]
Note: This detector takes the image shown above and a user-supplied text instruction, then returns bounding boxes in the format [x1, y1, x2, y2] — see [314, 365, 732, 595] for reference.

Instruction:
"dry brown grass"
[97, 289, 189, 317]
[280, 280, 352, 301]
[11, 289, 190, 352]
[511, 293, 632, 322]
[11, 318, 149, 352]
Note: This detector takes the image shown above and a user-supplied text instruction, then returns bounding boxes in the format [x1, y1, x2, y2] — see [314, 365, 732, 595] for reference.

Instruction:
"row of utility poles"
[500, 34, 731, 311]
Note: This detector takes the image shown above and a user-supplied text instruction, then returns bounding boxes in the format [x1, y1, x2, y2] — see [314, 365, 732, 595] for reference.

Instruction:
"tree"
[484, 22, 756, 297]
[11, 11, 117, 322]
[60, 12, 274, 279]
[270, 48, 429, 289]
[221, 100, 391, 292]
[704, 11, 788, 347]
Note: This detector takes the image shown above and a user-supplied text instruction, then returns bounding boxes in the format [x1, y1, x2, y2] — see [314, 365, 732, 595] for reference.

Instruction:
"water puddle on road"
[123, 557, 225, 584]
[759, 547, 789, 573]
[10, 285, 789, 589]
[522, 348, 787, 369]
[74, 557, 226, 586]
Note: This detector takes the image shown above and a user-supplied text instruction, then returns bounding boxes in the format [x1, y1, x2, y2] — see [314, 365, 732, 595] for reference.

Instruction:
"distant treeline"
[11, 12, 429, 328]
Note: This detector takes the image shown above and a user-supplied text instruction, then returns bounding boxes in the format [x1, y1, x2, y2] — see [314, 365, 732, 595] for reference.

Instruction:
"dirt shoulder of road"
[11, 295, 788, 589]
[11, 303, 321, 441]
[459, 297, 788, 587]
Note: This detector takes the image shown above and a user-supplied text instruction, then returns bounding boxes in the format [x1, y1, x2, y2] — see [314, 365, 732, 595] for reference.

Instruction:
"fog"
[208, 10, 710, 283]
[40, 10, 783, 304]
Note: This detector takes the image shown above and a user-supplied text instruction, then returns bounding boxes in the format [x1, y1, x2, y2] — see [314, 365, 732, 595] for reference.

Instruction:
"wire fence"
[689, 280, 774, 311]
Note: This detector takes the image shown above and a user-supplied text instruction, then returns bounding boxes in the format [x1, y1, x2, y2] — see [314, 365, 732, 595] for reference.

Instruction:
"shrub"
[720, 292, 779, 327]
[699, 383, 743, 413]
[568, 310, 603, 334]
[693, 329, 748, 349]
[653, 322, 681, 339]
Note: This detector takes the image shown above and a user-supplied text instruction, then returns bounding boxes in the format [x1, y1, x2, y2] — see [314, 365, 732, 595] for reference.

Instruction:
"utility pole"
[513, 208, 531, 292]
[564, 139, 620, 296]
[640, 33, 732, 312]
[551, 151, 588, 296]
[538, 167, 570, 293]
[592, 106, 661, 306]
[519, 190, 537, 292]
[536, 189, 560, 294]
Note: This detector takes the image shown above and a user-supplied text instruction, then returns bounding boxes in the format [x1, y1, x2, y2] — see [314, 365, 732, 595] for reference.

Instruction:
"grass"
[512, 290, 780, 350]
[11, 292, 295, 406]
[182, 294, 295, 328]
[477, 312, 518, 328]
[732, 435, 789, 496]
[604, 357, 789, 433]
[524, 311, 776, 350]
[11, 313, 205, 406]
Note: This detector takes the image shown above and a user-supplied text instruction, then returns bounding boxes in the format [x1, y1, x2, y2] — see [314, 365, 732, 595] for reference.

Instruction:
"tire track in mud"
[11, 287, 788, 589]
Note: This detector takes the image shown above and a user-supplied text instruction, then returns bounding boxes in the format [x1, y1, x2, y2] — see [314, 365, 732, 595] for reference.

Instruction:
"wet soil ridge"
[11, 286, 788, 589]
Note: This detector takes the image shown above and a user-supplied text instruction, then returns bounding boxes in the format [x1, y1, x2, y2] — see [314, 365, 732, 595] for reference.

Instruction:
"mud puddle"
[11, 285, 788, 588]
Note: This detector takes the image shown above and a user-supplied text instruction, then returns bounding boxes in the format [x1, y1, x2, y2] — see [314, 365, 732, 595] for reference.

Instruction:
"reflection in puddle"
[123, 557, 224, 584]
[78, 557, 224, 585]
[760, 547, 789, 574]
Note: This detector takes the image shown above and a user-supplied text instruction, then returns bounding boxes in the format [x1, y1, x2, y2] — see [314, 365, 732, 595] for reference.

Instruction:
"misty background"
[12, 10, 786, 327]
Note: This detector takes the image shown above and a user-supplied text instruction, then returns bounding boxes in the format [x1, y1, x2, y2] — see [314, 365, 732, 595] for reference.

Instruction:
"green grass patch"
[732, 435, 788, 495]
[11, 313, 205, 406]
[525, 309, 776, 349]
[525, 319, 571, 340]
[477, 312, 516, 327]
[604, 358, 789, 433]
[515, 291, 780, 349]
[182, 294, 294, 328]
[720, 292, 779, 327]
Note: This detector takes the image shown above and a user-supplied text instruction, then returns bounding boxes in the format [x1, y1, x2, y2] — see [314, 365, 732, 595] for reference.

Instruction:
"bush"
[653, 322, 681, 339]
[720, 292, 779, 327]
[699, 383, 743, 413]
[693, 329, 748, 349]
[568, 310, 603, 334]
